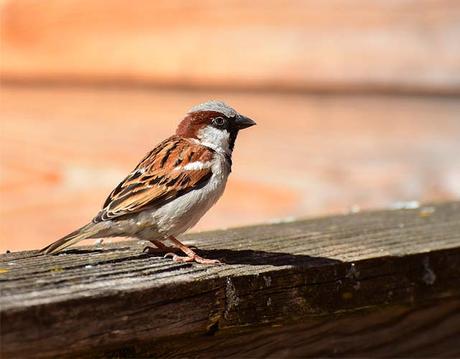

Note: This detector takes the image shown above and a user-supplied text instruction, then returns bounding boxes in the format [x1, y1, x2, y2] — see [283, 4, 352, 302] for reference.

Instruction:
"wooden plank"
[1, 86, 460, 252]
[1, 0, 460, 93]
[127, 298, 460, 358]
[1, 202, 460, 358]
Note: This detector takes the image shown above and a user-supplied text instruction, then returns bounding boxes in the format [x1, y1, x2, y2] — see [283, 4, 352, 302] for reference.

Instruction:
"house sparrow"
[40, 101, 256, 264]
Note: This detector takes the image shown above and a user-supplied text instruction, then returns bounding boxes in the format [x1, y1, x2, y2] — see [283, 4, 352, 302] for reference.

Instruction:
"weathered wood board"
[1, 202, 459, 358]
[2, 0, 460, 93]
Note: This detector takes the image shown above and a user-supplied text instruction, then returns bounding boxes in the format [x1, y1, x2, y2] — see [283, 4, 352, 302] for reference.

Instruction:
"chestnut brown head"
[176, 100, 256, 153]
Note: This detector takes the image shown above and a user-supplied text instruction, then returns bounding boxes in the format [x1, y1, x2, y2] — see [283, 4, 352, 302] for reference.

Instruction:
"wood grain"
[2, 0, 460, 93]
[1, 202, 459, 358]
[1, 86, 460, 252]
[133, 298, 460, 358]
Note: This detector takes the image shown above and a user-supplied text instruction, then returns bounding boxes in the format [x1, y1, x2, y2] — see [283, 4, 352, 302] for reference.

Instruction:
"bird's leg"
[143, 238, 199, 255]
[143, 239, 182, 254]
[164, 236, 221, 265]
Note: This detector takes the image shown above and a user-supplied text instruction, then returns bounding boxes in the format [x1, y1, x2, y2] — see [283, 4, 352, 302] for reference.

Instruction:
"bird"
[40, 100, 256, 264]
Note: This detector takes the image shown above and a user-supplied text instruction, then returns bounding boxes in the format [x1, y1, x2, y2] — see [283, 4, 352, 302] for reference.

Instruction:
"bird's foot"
[164, 236, 222, 265]
[142, 237, 198, 255]
[164, 252, 221, 265]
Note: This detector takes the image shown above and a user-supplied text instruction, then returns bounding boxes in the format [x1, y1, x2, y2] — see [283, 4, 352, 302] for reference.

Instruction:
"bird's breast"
[144, 153, 231, 236]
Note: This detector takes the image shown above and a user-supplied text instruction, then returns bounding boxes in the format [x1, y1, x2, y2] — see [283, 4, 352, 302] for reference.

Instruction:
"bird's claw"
[143, 246, 155, 253]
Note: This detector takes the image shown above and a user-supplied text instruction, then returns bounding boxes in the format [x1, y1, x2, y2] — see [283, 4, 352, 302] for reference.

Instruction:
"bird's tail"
[40, 222, 101, 254]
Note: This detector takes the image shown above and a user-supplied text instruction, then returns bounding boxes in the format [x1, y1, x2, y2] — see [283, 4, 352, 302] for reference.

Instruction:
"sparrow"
[40, 100, 256, 264]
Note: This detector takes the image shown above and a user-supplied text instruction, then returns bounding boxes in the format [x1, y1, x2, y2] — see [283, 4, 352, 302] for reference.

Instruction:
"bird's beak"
[235, 115, 256, 130]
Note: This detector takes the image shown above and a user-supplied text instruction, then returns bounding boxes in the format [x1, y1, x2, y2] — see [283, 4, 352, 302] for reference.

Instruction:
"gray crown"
[188, 100, 238, 118]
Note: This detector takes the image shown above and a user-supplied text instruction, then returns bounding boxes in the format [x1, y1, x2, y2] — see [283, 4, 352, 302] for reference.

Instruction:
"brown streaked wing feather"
[93, 136, 214, 222]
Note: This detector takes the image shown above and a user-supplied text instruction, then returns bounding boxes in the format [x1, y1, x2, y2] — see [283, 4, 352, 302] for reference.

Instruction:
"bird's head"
[176, 100, 256, 154]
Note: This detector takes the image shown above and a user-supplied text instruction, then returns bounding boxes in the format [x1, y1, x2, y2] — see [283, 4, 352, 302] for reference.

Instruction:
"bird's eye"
[213, 117, 226, 127]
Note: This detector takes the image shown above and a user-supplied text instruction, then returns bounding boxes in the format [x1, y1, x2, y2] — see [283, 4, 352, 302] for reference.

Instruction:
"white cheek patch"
[197, 126, 231, 153]
[174, 161, 212, 171]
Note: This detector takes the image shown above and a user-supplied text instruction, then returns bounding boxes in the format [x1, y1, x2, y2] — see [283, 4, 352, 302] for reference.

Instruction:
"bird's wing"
[93, 136, 214, 222]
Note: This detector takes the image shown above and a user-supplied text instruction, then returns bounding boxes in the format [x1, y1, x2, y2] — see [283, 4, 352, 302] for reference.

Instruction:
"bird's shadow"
[192, 248, 342, 267]
[60, 246, 342, 267]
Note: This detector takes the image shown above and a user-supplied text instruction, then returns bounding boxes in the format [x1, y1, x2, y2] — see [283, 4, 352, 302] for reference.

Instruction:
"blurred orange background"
[1, 0, 460, 252]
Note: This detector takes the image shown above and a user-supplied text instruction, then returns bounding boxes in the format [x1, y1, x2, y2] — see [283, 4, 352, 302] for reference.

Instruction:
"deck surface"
[1, 202, 459, 358]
